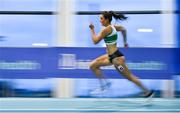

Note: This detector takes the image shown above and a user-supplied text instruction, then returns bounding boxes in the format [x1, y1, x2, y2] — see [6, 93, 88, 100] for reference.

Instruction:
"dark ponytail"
[109, 11, 128, 21]
[102, 11, 128, 22]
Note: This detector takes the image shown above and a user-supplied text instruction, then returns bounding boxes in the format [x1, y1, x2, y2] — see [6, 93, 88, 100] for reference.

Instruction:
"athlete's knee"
[89, 60, 100, 70]
[89, 62, 95, 70]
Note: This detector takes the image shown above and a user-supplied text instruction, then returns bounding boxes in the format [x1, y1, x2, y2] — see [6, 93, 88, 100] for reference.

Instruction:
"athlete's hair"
[102, 11, 128, 22]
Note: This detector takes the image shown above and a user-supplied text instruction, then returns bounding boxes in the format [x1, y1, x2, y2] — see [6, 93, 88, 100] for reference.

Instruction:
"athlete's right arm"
[89, 23, 111, 44]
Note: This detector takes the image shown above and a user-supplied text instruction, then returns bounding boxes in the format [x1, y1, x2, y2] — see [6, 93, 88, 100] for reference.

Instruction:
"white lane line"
[0, 108, 180, 112]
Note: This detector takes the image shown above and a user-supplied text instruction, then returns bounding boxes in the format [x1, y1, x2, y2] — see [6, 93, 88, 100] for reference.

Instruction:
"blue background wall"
[176, 0, 180, 47]
[0, 0, 166, 47]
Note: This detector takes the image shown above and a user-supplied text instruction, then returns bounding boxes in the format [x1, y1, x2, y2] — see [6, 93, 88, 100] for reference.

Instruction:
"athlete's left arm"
[89, 23, 110, 44]
[114, 25, 128, 48]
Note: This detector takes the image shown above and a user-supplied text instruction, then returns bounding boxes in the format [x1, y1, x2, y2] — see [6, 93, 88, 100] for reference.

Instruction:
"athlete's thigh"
[91, 54, 112, 67]
[113, 57, 133, 79]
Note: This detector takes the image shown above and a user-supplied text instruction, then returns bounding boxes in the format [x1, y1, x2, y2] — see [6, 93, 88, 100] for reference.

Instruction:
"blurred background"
[0, 0, 180, 98]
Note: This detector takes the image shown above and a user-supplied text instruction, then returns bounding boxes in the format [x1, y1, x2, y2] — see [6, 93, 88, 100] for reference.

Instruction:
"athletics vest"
[104, 25, 117, 45]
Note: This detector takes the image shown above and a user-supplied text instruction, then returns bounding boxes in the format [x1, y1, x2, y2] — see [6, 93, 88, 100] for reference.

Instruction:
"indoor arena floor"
[0, 98, 179, 113]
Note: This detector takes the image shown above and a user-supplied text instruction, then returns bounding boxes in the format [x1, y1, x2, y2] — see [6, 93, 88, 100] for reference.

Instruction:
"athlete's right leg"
[90, 54, 112, 80]
[89, 54, 112, 94]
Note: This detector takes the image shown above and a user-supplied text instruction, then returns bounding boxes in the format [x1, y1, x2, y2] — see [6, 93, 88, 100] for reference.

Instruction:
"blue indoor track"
[0, 98, 179, 113]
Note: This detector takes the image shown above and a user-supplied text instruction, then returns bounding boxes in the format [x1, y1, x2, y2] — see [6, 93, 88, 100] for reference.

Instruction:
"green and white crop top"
[104, 25, 118, 45]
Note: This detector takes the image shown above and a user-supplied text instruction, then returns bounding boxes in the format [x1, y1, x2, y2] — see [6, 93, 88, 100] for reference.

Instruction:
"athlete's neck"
[104, 23, 111, 27]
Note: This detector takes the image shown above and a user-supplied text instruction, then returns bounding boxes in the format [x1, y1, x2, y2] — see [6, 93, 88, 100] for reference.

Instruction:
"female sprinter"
[89, 11, 154, 97]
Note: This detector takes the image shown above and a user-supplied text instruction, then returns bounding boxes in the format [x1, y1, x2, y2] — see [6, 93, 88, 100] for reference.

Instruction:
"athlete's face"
[100, 15, 109, 26]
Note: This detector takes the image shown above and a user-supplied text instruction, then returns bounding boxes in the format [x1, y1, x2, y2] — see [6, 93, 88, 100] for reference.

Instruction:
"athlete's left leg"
[112, 56, 153, 96]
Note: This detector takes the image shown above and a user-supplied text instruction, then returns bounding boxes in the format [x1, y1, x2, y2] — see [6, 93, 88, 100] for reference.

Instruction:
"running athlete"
[89, 11, 154, 97]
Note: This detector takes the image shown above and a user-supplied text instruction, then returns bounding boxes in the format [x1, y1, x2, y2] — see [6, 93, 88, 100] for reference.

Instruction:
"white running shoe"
[90, 82, 112, 95]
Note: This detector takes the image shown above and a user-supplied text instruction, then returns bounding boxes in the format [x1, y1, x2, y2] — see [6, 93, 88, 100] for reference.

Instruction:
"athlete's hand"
[89, 23, 94, 29]
[124, 43, 128, 48]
